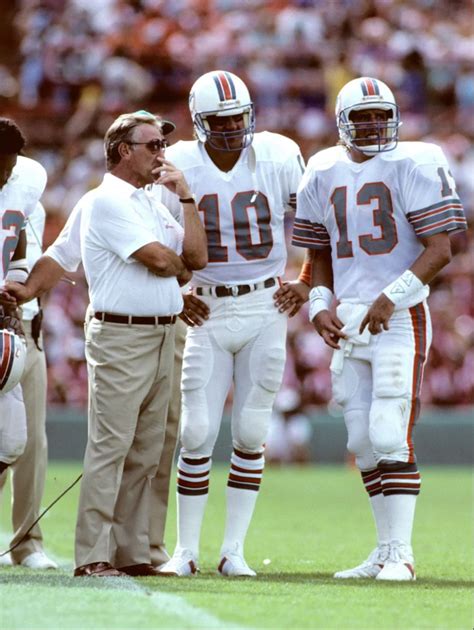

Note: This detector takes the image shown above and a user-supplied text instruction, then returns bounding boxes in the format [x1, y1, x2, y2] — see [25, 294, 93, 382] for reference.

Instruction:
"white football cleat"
[0, 552, 13, 567]
[218, 543, 256, 577]
[158, 548, 199, 577]
[376, 542, 416, 581]
[334, 544, 390, 579]
[21, 551, 58, 570]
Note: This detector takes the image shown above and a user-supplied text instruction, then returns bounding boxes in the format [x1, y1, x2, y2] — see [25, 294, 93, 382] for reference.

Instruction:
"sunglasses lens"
[148, 140, 167, 151]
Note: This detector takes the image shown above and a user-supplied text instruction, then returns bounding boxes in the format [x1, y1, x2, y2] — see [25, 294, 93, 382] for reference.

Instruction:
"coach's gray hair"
[104, 111, 161, 170]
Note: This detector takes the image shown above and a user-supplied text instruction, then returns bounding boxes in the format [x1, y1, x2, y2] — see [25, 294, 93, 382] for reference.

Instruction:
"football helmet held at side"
[189, 70, 255, 151]
[336, 77, 401, 155]
[0, 329, 27, 393]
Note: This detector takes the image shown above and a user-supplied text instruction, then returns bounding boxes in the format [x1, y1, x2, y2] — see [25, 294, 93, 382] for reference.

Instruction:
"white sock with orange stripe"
[361, 468, 390, 544]
[221, 449, 264, 554]
[176, 454, 212, 557]
[379, 461, 421, 546]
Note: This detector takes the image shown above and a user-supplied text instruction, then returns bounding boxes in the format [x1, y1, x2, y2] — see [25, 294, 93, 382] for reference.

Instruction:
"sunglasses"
[127, 138, 169, 152]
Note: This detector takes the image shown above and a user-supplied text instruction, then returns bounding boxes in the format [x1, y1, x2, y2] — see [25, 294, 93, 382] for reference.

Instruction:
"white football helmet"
[0, 329, 27, 394]
[336, 77, 401, 155]
[189, 70, 255, 151]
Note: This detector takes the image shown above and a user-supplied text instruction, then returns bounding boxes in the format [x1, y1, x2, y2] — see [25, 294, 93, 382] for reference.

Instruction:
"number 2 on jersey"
[331, 182, 398, 258]
[198, 191, 273, 263]
[2, 209, 24, 278]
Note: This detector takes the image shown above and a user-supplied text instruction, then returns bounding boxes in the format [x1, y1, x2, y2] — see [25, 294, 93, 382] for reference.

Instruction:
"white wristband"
[6, 259, 29, 284]
[382, 270, 424, 306]
[309, 285, 333, 322]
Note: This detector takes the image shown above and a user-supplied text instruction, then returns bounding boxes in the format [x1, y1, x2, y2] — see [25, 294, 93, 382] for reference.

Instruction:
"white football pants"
[180, 285, 287, 457]
[331, 302, 432, 468]
[0, 385, 27, 466]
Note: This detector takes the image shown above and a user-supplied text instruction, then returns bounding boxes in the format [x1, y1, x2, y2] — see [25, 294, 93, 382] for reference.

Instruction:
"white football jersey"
[0, 156, 47, 284]
[157, 132, 304, 286]
[293, 142, 466, 305]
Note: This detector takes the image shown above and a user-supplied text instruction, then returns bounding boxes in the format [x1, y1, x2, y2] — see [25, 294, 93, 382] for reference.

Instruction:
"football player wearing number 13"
[293, 77, 467, 581]
[157, 70, 308, 577]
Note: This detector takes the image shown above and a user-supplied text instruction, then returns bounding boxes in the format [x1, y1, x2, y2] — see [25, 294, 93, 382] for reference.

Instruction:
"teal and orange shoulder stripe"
[292, 217, 330, 248]
[407, 198, 466, 236]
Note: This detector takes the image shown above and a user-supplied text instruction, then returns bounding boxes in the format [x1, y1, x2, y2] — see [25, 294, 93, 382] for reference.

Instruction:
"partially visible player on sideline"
[0, 119, 46, 483]
[0, 201, 57, 570]
[292, 77, 467, 581]
[157, 70, 309, 578]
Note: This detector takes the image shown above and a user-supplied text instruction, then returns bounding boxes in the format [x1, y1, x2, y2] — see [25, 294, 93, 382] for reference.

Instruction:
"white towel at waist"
[329, 303, 371, 375]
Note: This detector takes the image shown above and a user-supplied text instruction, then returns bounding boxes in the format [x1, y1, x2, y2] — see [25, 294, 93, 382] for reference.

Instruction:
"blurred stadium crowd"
[1, 0, 472, 409]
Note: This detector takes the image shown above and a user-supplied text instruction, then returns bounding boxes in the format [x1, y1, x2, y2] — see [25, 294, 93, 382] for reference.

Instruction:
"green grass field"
[0, 463, 472, 630]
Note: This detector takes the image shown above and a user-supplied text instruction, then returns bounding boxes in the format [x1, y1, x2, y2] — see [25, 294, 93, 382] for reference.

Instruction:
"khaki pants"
[149, 317, 186, 565]
[0, 321, 47, 563]
[75, 318, 175, 569]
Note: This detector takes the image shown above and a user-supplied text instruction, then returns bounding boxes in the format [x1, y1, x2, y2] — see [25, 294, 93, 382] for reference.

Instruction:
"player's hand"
[177, 266, 193, 287]
[3, 282, 33, 305]
[0, 306, 25, 338]
[313, 310, 346, 349]
[152, 158, 193, 200]
[179, 293, 210, 327]
[273, 281, 310, 317]
[0, 289, 17, 308]
[359, 293, 395, 335]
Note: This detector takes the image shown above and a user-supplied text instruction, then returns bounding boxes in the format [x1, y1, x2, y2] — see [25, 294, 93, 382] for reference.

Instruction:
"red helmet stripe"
[0, 332, 12, 388]
[365, 78, 376, 95]
[217, 72, 233, 100]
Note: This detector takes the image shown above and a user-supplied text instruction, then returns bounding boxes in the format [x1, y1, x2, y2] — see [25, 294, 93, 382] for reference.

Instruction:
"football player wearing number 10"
[157, 70, 308, 577]
[293, 77, 467, 581]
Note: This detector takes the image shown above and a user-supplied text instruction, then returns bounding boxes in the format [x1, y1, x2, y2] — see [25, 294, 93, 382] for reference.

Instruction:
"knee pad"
[344, 408, 377, 471]
[370, 348, 412, 460]
[234, 338, 286, 451]
[180, 332, 213, 452]
[0, 388, 27, 465]
[369, 397, 410, 461]
[233, 385, 274, 451]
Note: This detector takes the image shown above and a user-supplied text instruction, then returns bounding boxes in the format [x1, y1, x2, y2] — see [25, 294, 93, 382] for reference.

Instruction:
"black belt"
[93, 312, 177, 325]
[195, 277, 277, 298]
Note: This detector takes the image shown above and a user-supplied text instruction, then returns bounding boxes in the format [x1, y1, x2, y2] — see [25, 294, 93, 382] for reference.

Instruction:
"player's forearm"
[310, 246, 334, 290]
[409, 232, 452, 285]
[25, 256, 66, 299]
[181, 203, 208, 270]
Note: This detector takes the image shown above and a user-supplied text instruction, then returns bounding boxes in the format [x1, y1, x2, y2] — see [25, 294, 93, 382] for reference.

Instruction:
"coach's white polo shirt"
[76, 173, 183, 317]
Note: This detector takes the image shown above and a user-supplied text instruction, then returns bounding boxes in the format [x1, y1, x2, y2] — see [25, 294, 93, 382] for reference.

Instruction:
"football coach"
[72, 111, 206, 577]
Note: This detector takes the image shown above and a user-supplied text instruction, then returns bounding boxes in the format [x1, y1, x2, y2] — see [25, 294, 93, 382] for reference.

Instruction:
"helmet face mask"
[189, 71, 255, 152]
[336, 77, 401, 156]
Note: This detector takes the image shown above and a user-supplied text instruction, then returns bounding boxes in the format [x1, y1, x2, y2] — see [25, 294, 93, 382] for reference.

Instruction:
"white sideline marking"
[0, 530, 249, 629]
[104, 577, 250, 629]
